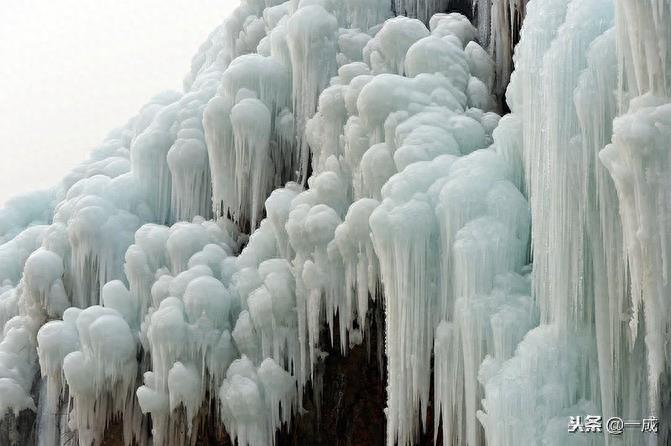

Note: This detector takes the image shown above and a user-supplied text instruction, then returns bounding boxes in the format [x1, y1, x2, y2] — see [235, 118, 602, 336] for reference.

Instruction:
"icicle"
[392, 0, 449, 24]
[61, 306, 138, 446]
[477, 326, 599, 446]
[204, 54, 293, 222]
[334, 198, 380, 331]
[286, 5, 339, 180]
[130, 102, 180, 224]
[601, 97, 671, 419]
[230, 98, 273, 229]
[167, 124, 213, 223]
[371, 191, 439, 446]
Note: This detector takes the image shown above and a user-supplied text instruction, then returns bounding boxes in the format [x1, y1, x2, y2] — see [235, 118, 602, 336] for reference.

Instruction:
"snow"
[0, 1, 668, 445]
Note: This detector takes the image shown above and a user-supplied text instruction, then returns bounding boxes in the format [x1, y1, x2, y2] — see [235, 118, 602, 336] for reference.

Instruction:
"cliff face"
[1, 411, 36, 446]
[281, 308, 386, 446]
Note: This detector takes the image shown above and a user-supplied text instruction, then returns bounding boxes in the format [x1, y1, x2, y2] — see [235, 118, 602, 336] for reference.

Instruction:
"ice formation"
[0, 0, 669, 445]
[476, 0, 671, 445]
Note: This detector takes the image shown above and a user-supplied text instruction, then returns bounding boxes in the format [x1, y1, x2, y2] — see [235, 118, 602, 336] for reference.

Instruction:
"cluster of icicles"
[0, 0, 669, 445]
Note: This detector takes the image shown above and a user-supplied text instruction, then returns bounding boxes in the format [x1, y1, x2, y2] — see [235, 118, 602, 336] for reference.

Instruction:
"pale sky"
[0, 0, 239, 206]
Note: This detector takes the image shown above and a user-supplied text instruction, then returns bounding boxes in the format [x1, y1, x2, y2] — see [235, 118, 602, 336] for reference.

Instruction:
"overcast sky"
[0, 0, 239, 206]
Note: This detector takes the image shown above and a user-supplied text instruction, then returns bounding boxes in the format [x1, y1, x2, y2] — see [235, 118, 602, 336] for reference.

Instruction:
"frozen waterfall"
[0, 0, 669, 445]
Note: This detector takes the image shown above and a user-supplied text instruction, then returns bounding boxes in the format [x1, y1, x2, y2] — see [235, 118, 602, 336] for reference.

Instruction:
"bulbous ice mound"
[0, 1, 669, 446]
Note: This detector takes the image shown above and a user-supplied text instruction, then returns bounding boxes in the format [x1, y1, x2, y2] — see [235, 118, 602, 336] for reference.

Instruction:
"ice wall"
[478, 0, 671, 444]
[5, 1, 519, 443]
[0, 0, 668, 445]
[602, 0, 671, 431]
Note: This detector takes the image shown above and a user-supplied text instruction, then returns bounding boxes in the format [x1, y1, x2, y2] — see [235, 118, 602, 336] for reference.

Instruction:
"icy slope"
[0, 0, 669, 445]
